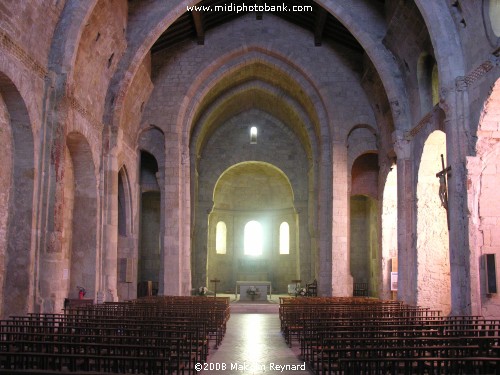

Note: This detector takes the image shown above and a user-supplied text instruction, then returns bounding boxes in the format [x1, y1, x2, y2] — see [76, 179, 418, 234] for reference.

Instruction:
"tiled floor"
[200, 312, 313, 375]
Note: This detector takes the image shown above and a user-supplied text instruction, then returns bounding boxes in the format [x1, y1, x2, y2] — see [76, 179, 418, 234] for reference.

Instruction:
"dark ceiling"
[151, 0, 385, 54]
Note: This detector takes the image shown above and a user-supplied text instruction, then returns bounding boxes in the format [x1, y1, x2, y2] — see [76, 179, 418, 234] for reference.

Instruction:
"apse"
[206, 161, 299, 293]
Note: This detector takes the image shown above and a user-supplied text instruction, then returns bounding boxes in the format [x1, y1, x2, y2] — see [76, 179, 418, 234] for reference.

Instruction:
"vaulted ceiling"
[152, 0, 385, 53]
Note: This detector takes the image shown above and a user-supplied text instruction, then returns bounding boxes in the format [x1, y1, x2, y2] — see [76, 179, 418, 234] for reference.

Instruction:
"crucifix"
[210, 279, 220, 298]
[436, 154, 451, 229]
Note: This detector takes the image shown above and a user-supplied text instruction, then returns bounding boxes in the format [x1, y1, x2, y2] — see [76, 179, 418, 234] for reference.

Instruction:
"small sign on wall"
[63, 269, 69, 280]
[391, 272, 398, 291]
[485, 253, 497, 295]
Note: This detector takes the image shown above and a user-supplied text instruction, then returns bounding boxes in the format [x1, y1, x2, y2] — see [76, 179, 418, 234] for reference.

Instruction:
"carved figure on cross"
[436, 154, 451, 229]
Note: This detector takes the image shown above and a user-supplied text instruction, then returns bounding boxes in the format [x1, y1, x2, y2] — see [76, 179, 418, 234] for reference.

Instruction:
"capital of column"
[455, 76, 467, 92]
[392, 130, 411, 160]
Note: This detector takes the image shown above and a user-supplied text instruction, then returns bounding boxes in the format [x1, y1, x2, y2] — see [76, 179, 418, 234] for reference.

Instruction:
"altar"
[235, 281, 272, 301]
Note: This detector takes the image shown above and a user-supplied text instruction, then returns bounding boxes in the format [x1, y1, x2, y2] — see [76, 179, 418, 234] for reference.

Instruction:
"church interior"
[0, 0, 500, 373]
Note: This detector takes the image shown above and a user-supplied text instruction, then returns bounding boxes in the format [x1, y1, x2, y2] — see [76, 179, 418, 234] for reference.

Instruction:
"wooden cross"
[436, 154, 451, 229]
[210, 279, 220, 298]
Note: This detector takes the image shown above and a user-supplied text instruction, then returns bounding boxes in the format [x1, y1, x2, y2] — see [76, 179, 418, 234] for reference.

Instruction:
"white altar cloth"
[235, 281, 272, 301]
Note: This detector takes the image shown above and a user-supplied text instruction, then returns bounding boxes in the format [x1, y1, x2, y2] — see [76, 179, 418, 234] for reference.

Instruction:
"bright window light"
[250, 126, 257, 144]
[216, 221, 227, 254]
[244, 220, 262, 255]
[279, 222, 289, 254]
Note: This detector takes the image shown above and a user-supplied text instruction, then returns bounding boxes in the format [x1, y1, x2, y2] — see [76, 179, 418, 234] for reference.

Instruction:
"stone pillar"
[308, 162, 320, 293]
[180, 152, 192, 295]
[331, 141, 353, 296]
[157, 165, 170, 296]
[465, 156, 483, 316]
[161, 132, 190, 296]
[196, 201, 212, 291]
[100, 127, 119, 302]
[444, 78, 473, 315]
[378, 161, 396, 301]
[296, 200, 311, 282]
[37, 73, 70, 313]
[393, 131, 417, 306]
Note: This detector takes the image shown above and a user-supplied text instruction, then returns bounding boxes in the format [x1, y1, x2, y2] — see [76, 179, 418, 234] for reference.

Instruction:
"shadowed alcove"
[350, 153, 380, 298]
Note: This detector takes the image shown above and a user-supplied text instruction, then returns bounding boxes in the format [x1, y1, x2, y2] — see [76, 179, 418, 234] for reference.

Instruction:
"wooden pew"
[0, 295, 231, 374]
[279, 297, 500, 375]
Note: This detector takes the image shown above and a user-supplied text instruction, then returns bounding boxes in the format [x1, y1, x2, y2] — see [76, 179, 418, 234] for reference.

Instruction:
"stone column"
[444, 78, 473, 315]
[296, 200, 311, 282]
[99, 127, 119, 302]
[157, 165, 171, 296]
[393, 131, 416, 306]
[196, 200, 212, 291]
[331, 141, 353, 296]
[37, 73, 70, 313]
[378, 161, 396, 301]
[465, 156, 483, 316]
[317, 155, 331, 296]
[180, 152, 192, 295]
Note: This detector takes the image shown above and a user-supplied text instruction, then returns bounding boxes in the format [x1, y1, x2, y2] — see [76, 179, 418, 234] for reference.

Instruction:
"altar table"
[235, 281, 272, 301]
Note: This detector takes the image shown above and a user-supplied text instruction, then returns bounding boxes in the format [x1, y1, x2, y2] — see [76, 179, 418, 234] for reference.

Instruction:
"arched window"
[118, 168, 128, 237]
[244, 220, 262, 256]
[279, 222, 290, 254]
[431, 64, 439, 106]
[417, 53, 439, 115]
[216, 221, 227, 254]
[489, 0, 500, 37]
[250, 126, 257, 144]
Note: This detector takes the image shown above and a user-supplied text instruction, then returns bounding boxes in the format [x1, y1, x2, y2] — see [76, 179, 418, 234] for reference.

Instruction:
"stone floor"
[200, 298, 313, 375]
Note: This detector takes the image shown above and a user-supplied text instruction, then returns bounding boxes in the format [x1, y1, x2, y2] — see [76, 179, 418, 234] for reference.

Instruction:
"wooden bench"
[279, 297, 500, 375]
[0, 296, 231, 374]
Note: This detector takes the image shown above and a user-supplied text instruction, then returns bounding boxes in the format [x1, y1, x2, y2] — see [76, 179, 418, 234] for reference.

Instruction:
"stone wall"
[198, 110, 308, 293]
[469, 79, 500, 317]
[0, 0, 498, 318]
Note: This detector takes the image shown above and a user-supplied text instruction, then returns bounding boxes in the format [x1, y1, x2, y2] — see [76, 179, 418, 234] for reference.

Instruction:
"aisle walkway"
[200, 313, 313, 375]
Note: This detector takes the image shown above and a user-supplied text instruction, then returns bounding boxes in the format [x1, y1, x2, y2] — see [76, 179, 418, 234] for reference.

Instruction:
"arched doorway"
[136, 126, 165, 296]
[137, 151, 161, 297]
[116, 166, 135, 300]
[0, 74, 35, 317]
[381, 164, 398, 300]
[207, 162, 299, 293]
[416, 130, 450, 314]
[66, 132, 98, 300]
[350, 153, 379, 298]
